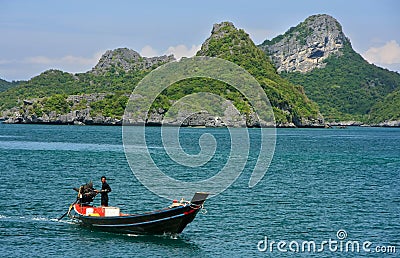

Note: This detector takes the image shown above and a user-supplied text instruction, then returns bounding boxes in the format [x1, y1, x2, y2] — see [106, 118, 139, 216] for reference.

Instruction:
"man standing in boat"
[96, 176, 111, 206]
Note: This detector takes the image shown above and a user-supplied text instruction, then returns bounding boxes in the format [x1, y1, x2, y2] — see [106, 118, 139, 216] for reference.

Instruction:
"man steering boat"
[95, 176, 112, 206]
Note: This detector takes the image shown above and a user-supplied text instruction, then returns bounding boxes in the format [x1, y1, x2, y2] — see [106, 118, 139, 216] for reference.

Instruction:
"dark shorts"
[101, 194, 109, 206]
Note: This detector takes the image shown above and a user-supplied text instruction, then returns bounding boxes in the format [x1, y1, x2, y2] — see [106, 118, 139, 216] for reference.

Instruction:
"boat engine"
[73, 181, 97, 204]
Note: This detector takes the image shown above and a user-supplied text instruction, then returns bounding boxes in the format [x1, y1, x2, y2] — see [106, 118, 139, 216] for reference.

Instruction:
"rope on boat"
[190, 203, 207, 214]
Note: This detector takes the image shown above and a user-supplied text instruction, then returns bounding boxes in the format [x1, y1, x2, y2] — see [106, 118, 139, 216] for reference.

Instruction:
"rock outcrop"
[373, 120, 400, 127]
[259, 14, 349, 73]
[91, 48, 175, 74]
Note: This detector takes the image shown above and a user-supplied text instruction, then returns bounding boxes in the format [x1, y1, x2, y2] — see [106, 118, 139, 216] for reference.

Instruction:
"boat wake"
[0, 214, 76, 225]
[32, 216, 50, 221]
[127, 234, 139, 237]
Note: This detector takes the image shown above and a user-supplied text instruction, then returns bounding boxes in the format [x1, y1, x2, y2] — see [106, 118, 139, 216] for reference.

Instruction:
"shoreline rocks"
[1, 94, 397, 128]
[2, 114, 399, 128]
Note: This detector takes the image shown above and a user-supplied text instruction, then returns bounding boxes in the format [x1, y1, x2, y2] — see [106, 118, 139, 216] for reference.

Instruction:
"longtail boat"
[65, 190, 209, 235]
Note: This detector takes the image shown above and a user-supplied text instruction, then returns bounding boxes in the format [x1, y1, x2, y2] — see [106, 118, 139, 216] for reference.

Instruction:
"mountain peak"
[197, 21, 280, 78]
[260, 14, 349, 73]
[305, 14, 341, 28]
[92, 47, 175, 74]
[197, 21, 246, 57]
[197, 21, 266, 63]
[211, 21, 235, 35]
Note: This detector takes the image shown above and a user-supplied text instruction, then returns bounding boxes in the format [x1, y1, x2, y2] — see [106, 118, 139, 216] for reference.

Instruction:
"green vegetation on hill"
[196, 22, 321, 124]
[161, 77, 252, 115]
[281, 42, 400, 122]
[369, 89, 400, 123]
[90, 93, 129, 119]
[0, 68, 147, 112]
[0, 78, 21, 93]
[24, 92, 130, 120]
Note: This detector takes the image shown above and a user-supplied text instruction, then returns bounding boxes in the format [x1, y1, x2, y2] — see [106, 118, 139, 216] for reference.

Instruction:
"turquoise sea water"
[0, 124, 398, 257]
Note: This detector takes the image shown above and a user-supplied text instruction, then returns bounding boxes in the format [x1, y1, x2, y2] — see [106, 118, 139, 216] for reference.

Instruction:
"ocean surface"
[0, 123, 398, 257]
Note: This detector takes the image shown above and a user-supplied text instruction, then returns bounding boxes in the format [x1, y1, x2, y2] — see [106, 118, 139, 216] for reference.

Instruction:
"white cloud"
[0, 59, 14, 65]
[363, 40, 400, 65]
[140, 45, 159, 57]
[0, 51, 104, 80]
[23, 52, 102, 66]
[140, 44, 202, 60]
[164, 44, 202, 60]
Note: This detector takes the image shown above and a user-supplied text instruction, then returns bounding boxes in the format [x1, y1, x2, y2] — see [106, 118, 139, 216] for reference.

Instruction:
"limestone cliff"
[259, 14, 349, 73]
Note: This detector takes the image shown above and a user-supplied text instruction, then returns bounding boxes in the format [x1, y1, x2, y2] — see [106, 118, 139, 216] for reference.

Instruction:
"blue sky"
[1, 0, 399, 81]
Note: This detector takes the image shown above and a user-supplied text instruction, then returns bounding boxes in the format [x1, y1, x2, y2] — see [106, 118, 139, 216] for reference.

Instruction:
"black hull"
[76, 205, 200, 235]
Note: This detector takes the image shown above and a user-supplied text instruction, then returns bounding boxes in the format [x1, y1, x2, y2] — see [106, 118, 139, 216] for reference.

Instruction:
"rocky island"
[1, 15, 399, 127]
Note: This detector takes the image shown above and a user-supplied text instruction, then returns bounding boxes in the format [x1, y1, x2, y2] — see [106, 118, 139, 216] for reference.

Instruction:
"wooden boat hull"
[68, 192, 208, 235]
